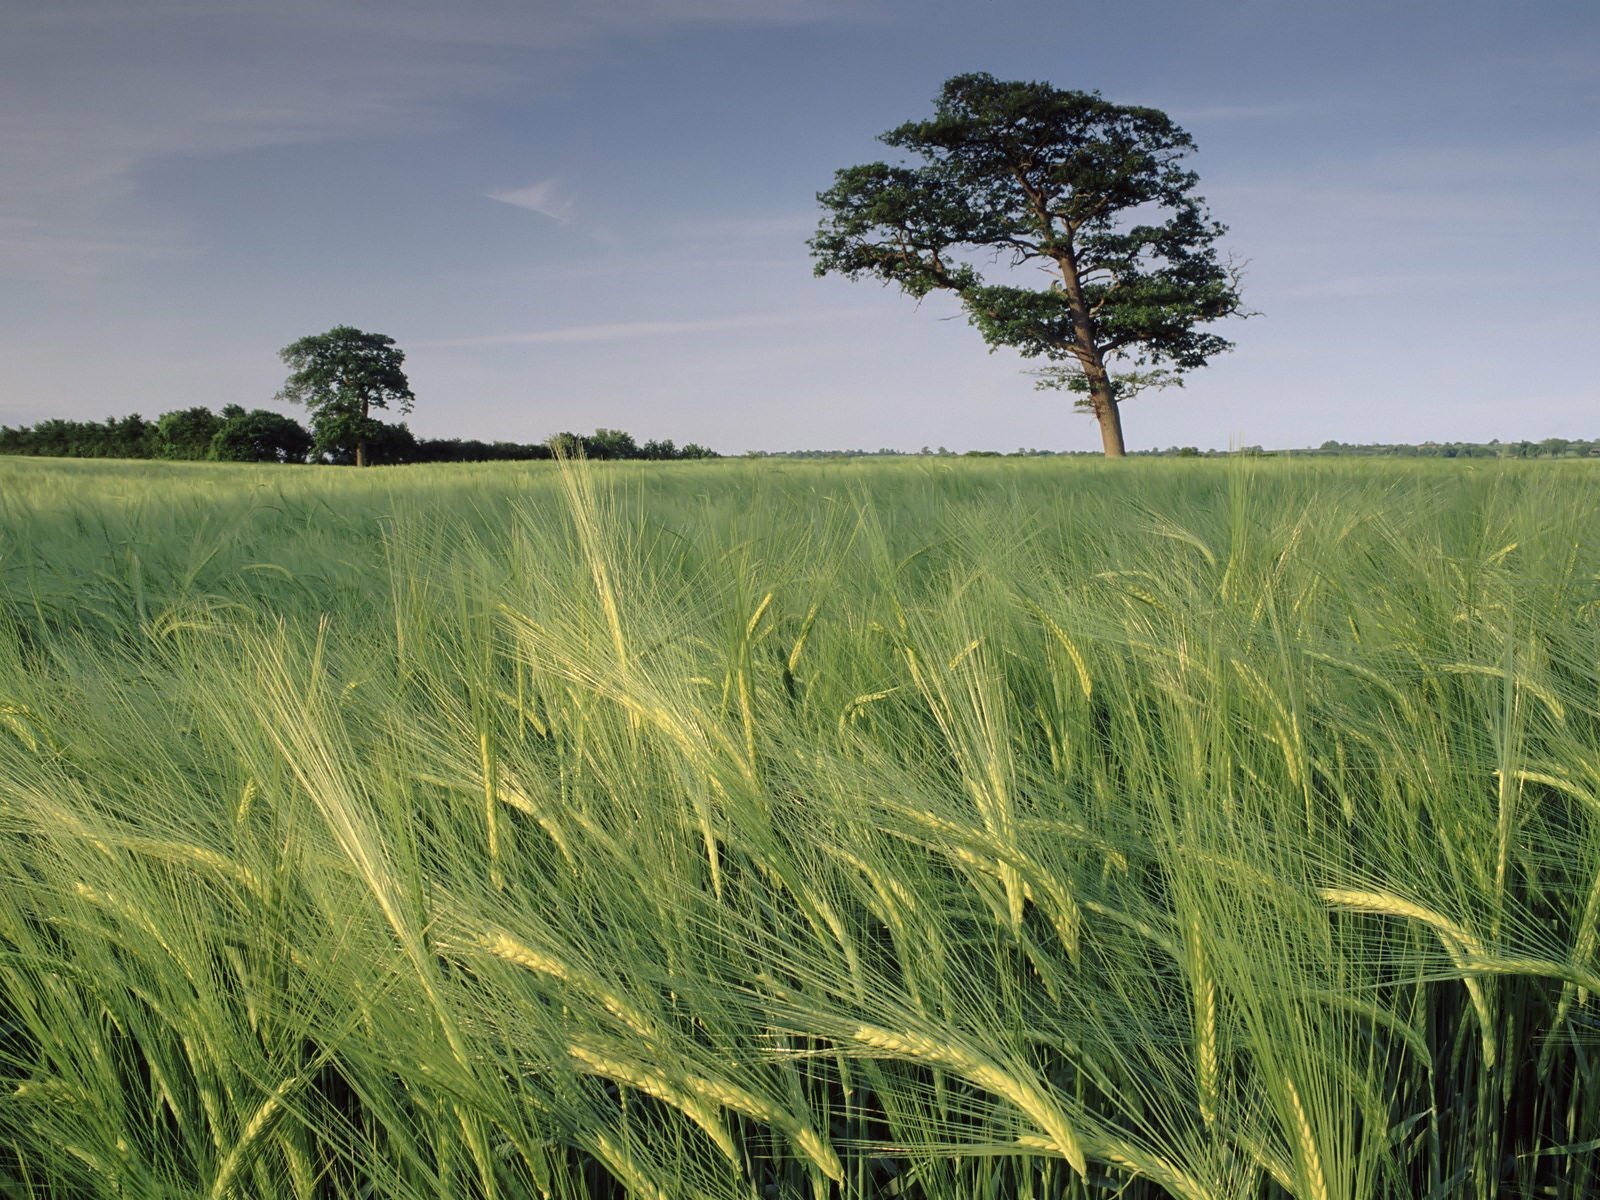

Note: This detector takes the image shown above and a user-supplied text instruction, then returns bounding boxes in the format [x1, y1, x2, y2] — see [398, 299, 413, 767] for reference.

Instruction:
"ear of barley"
[745, 591, 773, 638]
[1283, 1078, 1330, 1200]
[589, 1134, 668, 1200]
[479, 730, 504, 891]
[12, 1079, 80, 1104]
[1036, 610, 1094, 698]
[1094, 1136, 1216, 1200]
[825, 845, 919, 916]
[209, 1073, 303, 1200]
[479, 932, 657, 1041]
[1032, 870, 1083, 960]
[277, 1134, 315, 1200]
[1018, 1135, 1212, 1200]
[682, 1074, 781, 1126]
[1318, 885, 1497, 1067]
[787, 600, 820, 674]
[849, 1024, 1086, 1175]
[1185, 918, 1219, 1126]
[120, 837, 264, 896]
[1461, 952, 1600, 994]
[569, 1041, 739, 1168]
[497, 770, 578, 870]
[480, 931, 570, 981]
[683, 1073, 843, 1182]
[791, 1125, 845, 1184]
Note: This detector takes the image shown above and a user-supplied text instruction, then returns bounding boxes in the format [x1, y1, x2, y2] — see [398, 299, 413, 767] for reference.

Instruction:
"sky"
[1, 0, 1595, 453]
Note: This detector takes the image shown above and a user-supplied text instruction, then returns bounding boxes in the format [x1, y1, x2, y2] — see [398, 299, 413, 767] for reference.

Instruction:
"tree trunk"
[1088, 376, 1126, 458]
[1094, 397, 1126, 457]
[356, 398, 369, 467]
[1049, 240, 1126, 458]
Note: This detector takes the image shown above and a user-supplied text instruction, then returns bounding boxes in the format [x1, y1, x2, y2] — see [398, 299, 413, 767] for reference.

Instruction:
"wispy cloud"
[418, 308, 871, 348]
[665, 213, 819, 241]
[0, 31, 489, 276]
[1211, 135, 1600, 242]
[1169, 101, 1330, 123]
[0, 0, 872, 277]
[488, 178, 576, 222]
[1257, 268, 1591, 302]
[12, 0, 871, 47]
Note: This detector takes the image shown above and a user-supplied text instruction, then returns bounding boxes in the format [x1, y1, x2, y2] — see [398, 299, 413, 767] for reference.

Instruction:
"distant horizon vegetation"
[1, 405, 1596, 463]
[0, 407, 718, 465]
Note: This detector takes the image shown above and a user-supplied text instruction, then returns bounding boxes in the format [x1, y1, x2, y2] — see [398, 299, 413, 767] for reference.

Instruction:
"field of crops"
[2, 454, 1598, 1199]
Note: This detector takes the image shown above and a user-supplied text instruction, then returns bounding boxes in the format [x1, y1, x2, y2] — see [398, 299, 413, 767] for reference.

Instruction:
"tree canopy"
[811, 73, 1246, 456]
[276, 326, 415, 466]
[211, 406, 315, 463]
[155, 407, 223, 460]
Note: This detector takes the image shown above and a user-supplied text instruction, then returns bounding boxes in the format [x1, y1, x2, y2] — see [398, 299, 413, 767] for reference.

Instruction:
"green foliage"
[1, 414, 720, 466]
[549, 430, 721, 461]
[1, 408, 313, 463]
[155, 406, 223, 460]
[1310, 437, 1600, 459]
[0, 413, 158, 458]
[584, 427, 640, 460]
[2, 456, 1599, 1198]
[276, 326, 415, 464]
[407, 436, 555, 463]
[812, 73, 1245, 450]
[315, 418, 417, 466]
[210, 407, 315, 463]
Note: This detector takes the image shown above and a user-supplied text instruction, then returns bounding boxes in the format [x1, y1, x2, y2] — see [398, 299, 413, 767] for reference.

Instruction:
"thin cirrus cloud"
[487, 179, 577, 222]
[418, 308, 872, 348]
[0, 0, 868, 278]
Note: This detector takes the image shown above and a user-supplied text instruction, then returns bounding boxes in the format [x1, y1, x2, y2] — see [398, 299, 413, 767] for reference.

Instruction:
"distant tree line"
[0, 407, 312, 463]
[316, 423, 717, 465]
[0, 409, 719, 464]
[5, 409, 1590, 464]
[1301, 438, 1600, 459]
[744, 438, 1600, 460]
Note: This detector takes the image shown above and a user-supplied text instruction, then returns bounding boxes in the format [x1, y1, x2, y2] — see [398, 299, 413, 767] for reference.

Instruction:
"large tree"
[811, 73, 1246, 457]
[276, 326, 414, 467]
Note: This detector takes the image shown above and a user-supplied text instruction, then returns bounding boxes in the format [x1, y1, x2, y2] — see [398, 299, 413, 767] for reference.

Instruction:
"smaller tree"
[585, 428, 641, 460]
[357, 420, 417, 466]
[155, 406, 222, 460]
[547, 431, 585, 458]
[211, 408, 313, 463]
[109, 413, 156, 458]
[641, 437, 678, 460]
[276, 326, 414, 467]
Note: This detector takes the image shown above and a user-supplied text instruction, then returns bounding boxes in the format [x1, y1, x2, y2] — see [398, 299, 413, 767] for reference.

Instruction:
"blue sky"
[2, 0, 1595, 452]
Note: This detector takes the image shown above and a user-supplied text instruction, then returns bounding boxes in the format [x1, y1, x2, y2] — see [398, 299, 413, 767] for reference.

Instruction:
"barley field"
[2, 454, 1598, 1200]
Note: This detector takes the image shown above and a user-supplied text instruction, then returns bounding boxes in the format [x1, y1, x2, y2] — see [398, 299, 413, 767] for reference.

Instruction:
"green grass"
[2, 453, 1599, 1199]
